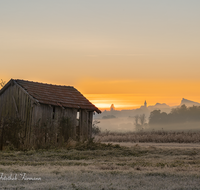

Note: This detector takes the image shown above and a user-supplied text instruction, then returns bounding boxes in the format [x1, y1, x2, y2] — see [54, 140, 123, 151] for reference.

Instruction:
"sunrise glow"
[1, 1, 200, 111]
[80, 78, 200, 110]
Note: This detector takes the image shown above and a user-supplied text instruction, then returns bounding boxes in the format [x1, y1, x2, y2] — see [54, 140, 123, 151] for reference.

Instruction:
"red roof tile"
[14, 79, 101, 113]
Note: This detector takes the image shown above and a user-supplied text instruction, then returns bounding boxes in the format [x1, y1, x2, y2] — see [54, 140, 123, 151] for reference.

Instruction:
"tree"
[134, 115, 139, 126]
[92, 120, 101, 136]
[0, 79, 6, 89]
[134, 114, 146, 131]
[149, 110, 162, 125]
[139, 114, 146, 126]
[148, 105, 200, 129]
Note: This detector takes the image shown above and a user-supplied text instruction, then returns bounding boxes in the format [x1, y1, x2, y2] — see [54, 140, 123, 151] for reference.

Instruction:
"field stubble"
[95, 130, 200, 143]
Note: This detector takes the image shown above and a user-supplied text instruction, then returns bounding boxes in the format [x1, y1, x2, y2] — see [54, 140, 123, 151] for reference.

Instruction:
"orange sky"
[79, 79, 200, 110]
[1, 1, 200, 110]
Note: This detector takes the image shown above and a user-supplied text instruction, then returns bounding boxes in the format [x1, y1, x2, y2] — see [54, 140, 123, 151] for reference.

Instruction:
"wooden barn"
[0, 79, 101, 149]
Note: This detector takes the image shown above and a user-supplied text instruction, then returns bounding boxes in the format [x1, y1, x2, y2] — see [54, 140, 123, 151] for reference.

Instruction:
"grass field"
[96, 130, 200, 143]
[0, 138, 200, 190]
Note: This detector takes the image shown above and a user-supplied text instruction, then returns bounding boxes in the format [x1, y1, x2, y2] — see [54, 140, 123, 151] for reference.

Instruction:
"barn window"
[77, 111, 79, 119]
[76, 111, 80, 126]
[52, 106, 56, 119]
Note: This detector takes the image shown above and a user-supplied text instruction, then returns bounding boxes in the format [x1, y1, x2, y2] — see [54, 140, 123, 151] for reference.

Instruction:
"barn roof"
[1, 79, 101, 113]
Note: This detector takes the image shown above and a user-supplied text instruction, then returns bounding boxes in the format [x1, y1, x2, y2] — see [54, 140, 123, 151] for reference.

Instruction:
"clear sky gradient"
[1, 1, 200, 110]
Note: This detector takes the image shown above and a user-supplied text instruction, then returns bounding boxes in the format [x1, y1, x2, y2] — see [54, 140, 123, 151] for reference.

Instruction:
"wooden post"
[88, 112, 93, 139]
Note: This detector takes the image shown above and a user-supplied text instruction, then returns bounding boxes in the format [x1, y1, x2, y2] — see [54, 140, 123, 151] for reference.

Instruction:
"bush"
[92, 121, 101, 136]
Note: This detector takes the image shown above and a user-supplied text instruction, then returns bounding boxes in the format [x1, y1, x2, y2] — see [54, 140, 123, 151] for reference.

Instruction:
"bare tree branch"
[0, 79, 6, 88]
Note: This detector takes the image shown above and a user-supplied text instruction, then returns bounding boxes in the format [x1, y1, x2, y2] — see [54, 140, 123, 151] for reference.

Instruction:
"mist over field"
[94, 98, 200, 132]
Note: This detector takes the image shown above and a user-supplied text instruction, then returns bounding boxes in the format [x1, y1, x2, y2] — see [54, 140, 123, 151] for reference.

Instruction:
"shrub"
[92, 121, 101, 136]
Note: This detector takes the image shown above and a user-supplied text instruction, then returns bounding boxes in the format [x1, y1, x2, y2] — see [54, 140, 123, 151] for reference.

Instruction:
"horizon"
[92, 97, 200, 111]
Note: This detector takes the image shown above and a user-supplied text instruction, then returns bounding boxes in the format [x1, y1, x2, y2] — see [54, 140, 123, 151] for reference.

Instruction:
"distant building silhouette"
[110, 104, 115, 111]
[139, 100, 148, 110]
[144, 100, 147, 108]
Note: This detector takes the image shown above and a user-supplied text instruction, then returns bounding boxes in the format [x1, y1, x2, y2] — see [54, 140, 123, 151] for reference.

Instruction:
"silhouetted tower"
[110, 104, 115, 111]
[144, 100, 147, 108]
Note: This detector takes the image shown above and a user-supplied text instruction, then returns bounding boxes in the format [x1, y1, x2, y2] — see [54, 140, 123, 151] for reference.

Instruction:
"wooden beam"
[13, 80, 40, 105]
[57, 102, 65, 110]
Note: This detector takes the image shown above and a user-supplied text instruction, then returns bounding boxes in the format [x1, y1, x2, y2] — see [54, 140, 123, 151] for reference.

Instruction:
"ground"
[0, 142, 200, 189]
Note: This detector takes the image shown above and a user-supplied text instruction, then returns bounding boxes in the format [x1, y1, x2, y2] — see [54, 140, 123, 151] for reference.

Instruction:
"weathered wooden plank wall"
[80, 110, 88, 140]
[0, 84, 33, 125]
[62, 108, 77, 140]
[0, 82, 95, 148]
[31, 104, 78, 143]
[0, 83, 34, 146]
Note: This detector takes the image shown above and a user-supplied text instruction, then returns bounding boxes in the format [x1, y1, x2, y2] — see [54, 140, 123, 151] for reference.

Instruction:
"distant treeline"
[149, 105, 200, 126]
